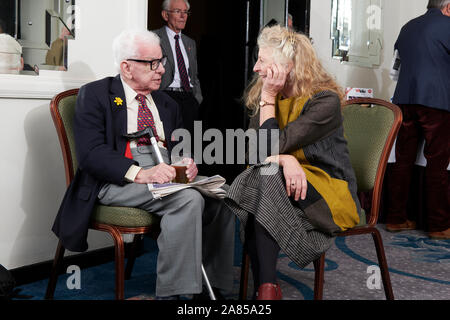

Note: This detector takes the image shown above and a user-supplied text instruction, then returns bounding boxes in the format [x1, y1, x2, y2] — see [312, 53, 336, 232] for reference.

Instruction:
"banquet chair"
[45, 89, 160, 300]
[239, 98, 402, 300]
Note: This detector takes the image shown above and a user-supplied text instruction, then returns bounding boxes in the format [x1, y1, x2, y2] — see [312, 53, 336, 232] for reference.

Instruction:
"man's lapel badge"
[113, 97, 123, 107]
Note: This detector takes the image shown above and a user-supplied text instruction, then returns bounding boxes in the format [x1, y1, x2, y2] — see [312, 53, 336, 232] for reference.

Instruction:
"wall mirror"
[0, 0, 75, 76]
[260, 0, 310, 33]
[331, 0, 383, 68]
[262, 0, 287, 27]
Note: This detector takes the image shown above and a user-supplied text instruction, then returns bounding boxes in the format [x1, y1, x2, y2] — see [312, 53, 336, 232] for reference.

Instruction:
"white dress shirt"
[165, 26, 193, 89]
[121, 76, 166, 182]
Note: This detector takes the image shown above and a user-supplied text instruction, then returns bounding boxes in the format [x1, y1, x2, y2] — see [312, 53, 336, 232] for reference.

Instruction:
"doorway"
[148, 0, 310, 181]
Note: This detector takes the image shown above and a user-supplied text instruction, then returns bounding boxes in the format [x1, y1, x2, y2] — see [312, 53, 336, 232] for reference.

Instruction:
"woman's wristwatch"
[259, 100, 275, 108]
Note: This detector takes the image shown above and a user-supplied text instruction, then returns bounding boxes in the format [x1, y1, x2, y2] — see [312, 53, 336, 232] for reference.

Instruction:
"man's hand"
[134, 163, 176, 184]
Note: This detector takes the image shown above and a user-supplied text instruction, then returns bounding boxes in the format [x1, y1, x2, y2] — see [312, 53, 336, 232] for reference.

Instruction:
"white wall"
[0, 0, 148, 269]
[310, 0, 428, 101]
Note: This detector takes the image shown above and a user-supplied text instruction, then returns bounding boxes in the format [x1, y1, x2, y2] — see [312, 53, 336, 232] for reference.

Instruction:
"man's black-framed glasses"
[127, 56, 167, 71]
[165, 9, 191, 16]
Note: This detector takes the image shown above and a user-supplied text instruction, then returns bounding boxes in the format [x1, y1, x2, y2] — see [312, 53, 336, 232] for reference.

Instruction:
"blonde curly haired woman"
[225, 25, 362, 300]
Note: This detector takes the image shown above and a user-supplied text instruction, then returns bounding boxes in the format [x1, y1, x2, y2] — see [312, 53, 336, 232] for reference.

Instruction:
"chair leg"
[313, 254, 325, 300]
[111, 228, 126, 300]
[45, 240, 66, 300]
[97, 225, 126, 300]
[239, 251, 250, 300]
[371, 228, 394, 300]
[125, 234, 142, 280]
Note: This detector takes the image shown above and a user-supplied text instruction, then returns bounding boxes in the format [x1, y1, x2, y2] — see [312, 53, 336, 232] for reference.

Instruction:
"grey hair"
[427, 0, 450, 9]
[162, 0, 190, 11]
[112, 29, 160, 73]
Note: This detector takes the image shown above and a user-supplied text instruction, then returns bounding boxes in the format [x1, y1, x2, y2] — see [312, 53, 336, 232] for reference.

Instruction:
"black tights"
[244, 215, 280, 293]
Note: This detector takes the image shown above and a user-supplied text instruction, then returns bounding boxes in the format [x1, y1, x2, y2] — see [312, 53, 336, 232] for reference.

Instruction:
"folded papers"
[147, 175, 227, 199]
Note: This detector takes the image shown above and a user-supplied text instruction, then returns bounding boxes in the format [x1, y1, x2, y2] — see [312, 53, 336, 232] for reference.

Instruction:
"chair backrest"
[342, 98, 402, 226]
[49, 89, 79, 187]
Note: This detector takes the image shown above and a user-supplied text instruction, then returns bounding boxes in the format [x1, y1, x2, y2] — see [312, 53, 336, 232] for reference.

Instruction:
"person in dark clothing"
[386, 0, 450, 240]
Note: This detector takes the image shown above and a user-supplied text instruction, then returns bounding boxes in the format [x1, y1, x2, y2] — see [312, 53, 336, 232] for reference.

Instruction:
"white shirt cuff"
[125, 164, 141, 182]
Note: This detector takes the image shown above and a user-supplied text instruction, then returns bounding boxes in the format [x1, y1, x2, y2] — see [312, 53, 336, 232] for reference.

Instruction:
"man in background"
[386, 0, 450, 239]
[153, 0, 202, 153]
[45, 26, 71, 67]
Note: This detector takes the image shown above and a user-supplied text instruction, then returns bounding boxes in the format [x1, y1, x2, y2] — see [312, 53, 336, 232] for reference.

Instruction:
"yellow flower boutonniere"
[114, 97, 123, 106]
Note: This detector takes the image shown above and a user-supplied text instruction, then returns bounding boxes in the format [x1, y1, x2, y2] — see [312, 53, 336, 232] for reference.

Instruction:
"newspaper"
[147, 175, 227, 199]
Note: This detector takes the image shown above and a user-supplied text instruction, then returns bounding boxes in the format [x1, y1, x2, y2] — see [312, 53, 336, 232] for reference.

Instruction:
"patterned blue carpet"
[13, 224, 450, 300]
[276, 226, 450, 300]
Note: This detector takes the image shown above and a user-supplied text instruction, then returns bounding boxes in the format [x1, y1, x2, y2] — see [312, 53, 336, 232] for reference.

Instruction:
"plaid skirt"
[225, 163, 333, 268]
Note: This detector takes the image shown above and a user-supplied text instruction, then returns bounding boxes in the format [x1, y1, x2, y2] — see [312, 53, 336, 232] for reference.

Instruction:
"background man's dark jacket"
[393, 8, 450, 111]
[153, 27, 203, 104]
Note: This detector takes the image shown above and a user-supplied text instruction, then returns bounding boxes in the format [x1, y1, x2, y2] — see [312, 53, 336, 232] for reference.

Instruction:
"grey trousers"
[97, 146, 235, 297]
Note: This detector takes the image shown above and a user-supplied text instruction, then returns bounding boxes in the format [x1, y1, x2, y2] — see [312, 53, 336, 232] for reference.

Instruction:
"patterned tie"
[174, 34, 191, 92]
[136, 94, 159, 146]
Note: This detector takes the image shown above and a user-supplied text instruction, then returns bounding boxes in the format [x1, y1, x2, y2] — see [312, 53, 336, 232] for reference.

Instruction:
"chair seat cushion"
[91, 205, 158, 227]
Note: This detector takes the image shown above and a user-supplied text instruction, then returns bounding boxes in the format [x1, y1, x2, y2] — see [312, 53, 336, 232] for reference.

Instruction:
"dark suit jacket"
[52, 75, 183, 252]
[153, 27, 203, 104]
[393, 8, 450, 112]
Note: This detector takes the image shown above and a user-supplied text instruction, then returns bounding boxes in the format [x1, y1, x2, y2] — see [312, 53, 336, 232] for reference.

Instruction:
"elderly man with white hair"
[0, 33, 23, 74]
[51, 29, 235, 300]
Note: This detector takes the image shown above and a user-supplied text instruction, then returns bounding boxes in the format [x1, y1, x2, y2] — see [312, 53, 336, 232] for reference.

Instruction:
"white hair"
[162, 0, 190, 11]
[0, 33, 22, 74]
[112, 29, 161, 73]
[428, 0, 450, 8]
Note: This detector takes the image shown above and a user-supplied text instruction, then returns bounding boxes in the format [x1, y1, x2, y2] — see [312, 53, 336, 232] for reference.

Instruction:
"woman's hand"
[265, 155, 307, 201]
[184, 158, 198, 182]
[261, 63, 289, 100]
